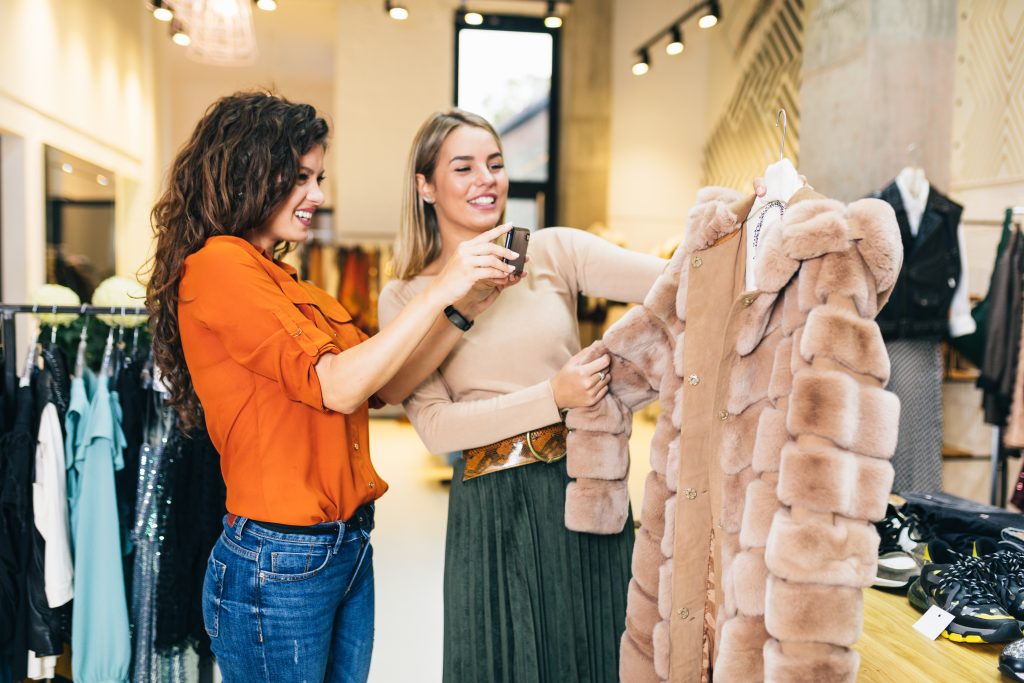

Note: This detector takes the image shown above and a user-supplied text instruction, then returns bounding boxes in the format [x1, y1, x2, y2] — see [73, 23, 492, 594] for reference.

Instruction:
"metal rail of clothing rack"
[989, 206, 1024, 507]
[1, 303, 148, 411]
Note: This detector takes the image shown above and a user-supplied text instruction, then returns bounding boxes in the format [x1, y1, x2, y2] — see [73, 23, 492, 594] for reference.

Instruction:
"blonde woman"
[378, 109, 667, 683]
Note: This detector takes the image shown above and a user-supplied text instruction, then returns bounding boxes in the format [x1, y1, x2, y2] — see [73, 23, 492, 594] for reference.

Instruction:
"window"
[455, 14, 561, 229]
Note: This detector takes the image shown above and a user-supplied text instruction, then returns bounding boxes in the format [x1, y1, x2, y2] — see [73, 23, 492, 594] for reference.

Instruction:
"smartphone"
[503, 227, 530, 275]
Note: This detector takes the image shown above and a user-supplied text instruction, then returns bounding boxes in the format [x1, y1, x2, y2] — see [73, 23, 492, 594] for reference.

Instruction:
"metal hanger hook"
[51, 304, 58, 344]
[776, 109, 788, 161]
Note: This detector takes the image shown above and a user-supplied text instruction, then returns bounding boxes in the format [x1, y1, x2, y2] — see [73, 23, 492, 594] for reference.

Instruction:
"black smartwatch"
[444, 305, 473, 331]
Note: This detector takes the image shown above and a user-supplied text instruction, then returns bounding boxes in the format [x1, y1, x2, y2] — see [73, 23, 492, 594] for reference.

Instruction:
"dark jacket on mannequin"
[874, 181, 964, 341]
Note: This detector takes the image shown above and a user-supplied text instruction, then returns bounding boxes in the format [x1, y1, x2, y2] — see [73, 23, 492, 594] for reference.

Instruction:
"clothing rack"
[1, 303, 148, 415]
[989, 207, 1024, 507]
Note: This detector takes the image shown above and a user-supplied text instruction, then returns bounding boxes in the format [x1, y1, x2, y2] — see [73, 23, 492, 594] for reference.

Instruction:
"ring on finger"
[597, 370, 607, 382]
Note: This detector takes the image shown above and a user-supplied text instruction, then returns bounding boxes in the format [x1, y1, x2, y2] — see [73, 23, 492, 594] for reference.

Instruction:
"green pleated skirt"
[443, 457, 635, 683]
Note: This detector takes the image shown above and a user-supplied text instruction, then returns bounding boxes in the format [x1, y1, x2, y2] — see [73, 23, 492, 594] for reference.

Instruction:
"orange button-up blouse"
[178, 235, 387, 525]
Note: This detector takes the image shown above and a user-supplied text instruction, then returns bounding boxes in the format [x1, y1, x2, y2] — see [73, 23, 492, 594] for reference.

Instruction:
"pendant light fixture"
[175, 0, 258, 65]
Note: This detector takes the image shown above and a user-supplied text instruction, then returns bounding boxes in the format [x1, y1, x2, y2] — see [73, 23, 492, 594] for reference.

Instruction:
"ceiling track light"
[459, 2, 483, 25]
[151, 0, 173, 22]
[385, 0, 409, 20]
[666, 25, 684, 55]
[544, 1, 562, 29]
[255, 0, 278, 11]
[632, 49, 650, 76]
[699, 0, 720, 29]
[632, 0, 719, 73]
[170, 20, 191, 46]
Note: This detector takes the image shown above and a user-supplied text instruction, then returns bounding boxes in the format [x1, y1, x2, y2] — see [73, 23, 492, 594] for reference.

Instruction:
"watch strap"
[444, 305, 473, 331]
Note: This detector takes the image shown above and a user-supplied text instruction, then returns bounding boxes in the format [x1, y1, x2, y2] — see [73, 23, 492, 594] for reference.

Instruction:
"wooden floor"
[858, 587, 1006, 681]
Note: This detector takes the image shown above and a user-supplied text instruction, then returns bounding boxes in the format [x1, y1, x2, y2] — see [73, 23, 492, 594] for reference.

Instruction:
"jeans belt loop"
[233, 516, 249, 540]
[332, 521, 346, 555]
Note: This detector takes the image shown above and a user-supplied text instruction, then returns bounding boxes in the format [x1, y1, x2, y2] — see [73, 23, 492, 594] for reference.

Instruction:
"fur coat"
[563, 186, 903, 682]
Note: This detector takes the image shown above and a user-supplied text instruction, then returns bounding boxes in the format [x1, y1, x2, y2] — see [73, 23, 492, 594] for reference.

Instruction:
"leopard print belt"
[462, 423, 568, 481]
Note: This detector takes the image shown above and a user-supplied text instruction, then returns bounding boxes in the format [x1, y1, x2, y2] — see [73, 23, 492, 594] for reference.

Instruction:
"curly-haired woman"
[146, 92, 519, 682]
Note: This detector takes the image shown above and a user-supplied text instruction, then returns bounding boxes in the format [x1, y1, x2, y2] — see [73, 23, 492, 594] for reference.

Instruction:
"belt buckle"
[526, 428, 565, 464]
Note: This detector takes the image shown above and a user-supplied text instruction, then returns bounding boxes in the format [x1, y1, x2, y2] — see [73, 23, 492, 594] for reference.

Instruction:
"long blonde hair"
[393, 109, 503, 280]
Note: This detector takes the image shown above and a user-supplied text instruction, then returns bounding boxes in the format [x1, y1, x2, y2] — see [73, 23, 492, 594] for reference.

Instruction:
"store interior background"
[1, 0, 1022, 679]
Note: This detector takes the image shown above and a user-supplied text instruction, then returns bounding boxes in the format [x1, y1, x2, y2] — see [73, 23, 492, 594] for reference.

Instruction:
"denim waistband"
[226, 504, 374, 539]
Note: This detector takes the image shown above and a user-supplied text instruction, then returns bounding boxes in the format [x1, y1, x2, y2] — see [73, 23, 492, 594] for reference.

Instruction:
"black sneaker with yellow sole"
[908, 556, 1021, 643]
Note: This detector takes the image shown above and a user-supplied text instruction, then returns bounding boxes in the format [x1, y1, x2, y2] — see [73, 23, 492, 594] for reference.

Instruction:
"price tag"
[913, 605, 956, 640]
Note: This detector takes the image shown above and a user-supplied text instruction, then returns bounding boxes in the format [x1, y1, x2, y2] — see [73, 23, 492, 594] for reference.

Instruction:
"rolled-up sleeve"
[180, 242, 340, 410]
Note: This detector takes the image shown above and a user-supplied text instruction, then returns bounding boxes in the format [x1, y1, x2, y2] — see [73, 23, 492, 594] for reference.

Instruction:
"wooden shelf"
[857, 587, 1004, 681]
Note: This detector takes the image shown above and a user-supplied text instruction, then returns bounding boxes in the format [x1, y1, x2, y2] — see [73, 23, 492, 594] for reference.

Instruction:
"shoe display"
[875, 504, 931, 589]
[1000, 639, 1024, 681]
[908, 555, 1021, 643]
[984, 551, 1024, 622]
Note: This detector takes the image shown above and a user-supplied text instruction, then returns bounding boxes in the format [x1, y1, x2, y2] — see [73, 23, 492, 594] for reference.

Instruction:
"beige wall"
[0, 0, 159, 304]
[334, 0, 457, 240]
[605, 0, 771, 254]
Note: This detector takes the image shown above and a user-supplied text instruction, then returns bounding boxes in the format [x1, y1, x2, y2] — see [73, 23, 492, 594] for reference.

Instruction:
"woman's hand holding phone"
[431, 224, 520, 310]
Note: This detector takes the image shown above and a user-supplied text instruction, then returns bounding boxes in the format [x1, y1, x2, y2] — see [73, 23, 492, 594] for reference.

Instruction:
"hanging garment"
[1004, 299, 1024, 448]
[565, 187, 902, 682]
[886, 340, 944, 492]
[0, 386, 36, 681]
[338, 247, 372, 332]
[154, 425, 225, 654]
[131, 424, 170, 682]
[66, 371, 94, 543]
[874, 180, 973, 492]
[116, 347, 149, 582]
[979, 228, 1024, 426]
[71, 375, 130, 683]
[31, 402, 73, 607]
[28, 346, 72, 657]
[873, 180, 968, 340]
[25, 396, 72, 674]
[953, 209, 1017, 366]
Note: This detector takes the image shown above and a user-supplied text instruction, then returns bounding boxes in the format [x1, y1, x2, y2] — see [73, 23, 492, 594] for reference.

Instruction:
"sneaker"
[911, 555, 1021, 643]
[1003, 528, 1024, 554]
[984, 550, 1024, 621]
[907, 541, 963, 612]
[1001, 639, 1024, 681]
[874, 504, 924, 589]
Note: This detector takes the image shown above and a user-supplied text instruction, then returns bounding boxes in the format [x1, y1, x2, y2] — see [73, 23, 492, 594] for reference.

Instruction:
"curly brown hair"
[145, 91, 329, 431]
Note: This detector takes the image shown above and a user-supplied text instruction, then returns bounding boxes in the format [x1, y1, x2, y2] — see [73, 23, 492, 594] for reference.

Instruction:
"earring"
[422, 196, 434, 204]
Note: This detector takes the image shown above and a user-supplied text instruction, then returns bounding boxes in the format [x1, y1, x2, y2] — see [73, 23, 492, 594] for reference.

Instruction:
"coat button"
[354, 442, 360, 450]
[368, 481, 376, 489]
[948, 277, 956, 288]
[688, 374, 700, 386]
[718, 410, 730, 421]
[678, 607, 689, 619]
[692, 256, 703, 268]
[683, 488, 697, 500]
[742, 296, 754, 307]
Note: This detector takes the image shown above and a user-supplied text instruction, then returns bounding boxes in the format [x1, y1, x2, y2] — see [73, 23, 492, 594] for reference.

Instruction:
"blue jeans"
[202, 515, 374, 683]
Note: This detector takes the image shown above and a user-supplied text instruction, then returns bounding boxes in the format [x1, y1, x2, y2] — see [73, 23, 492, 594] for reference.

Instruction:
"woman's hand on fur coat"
[551, 348, 612, 409]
